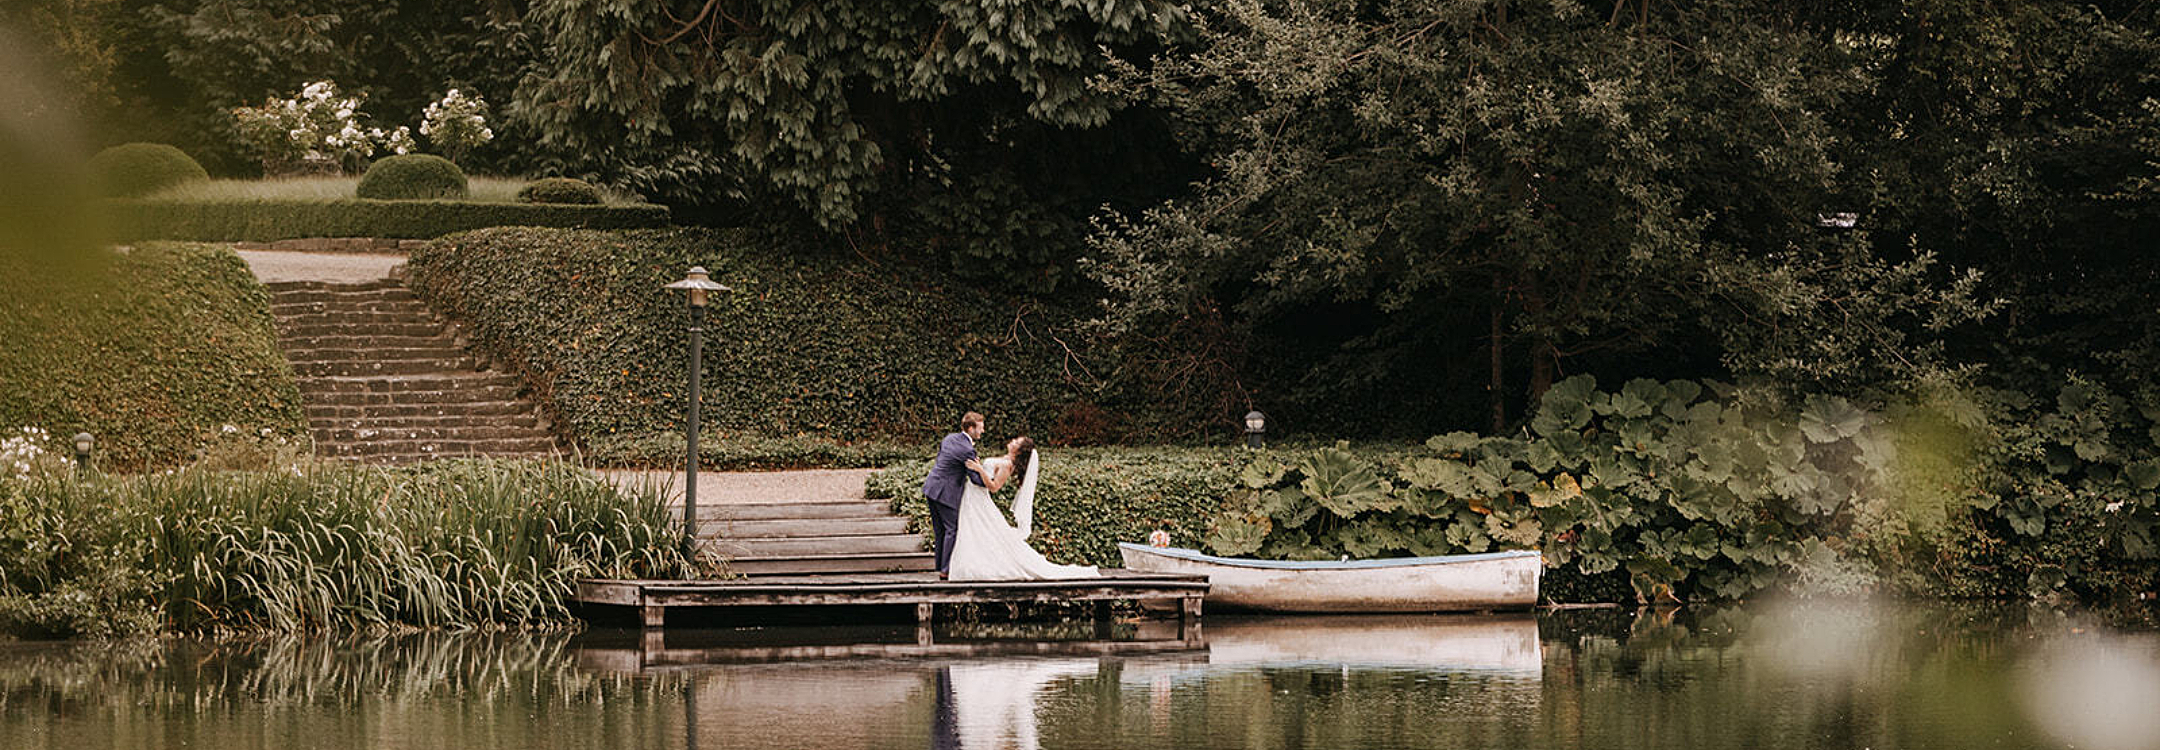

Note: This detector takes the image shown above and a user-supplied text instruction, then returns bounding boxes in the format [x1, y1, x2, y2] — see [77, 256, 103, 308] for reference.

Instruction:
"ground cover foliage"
[406, 226, 1221, 454]
[0, 459, 692, 638]
[0, 242, 307, 470]
[871, 377, 2158, 603]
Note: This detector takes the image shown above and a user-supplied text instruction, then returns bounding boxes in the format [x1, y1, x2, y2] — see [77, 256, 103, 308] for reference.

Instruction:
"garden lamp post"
[663, 267, 731, 538]
[72, 432, 93, 475]
[1244, 411, 1268, 449]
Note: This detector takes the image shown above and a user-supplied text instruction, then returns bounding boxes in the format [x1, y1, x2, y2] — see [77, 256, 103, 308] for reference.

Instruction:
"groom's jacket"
[921, 432, 982, 509]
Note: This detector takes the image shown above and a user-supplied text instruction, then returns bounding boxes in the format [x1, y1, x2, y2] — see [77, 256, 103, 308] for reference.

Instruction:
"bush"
[588, 432, 923, 471]
[406, 227, 1211, 454]
[0, 244, 308, 470]
[517, 177, 603, 205]
[103, 198, 670, 242]
[87, 143, 208, 198]
[0, 459, 694, 637]
[357, 154, 468, 200]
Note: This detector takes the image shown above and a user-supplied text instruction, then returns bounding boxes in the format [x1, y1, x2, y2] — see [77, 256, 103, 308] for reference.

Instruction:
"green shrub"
[0, 243, 308, 470]
[0, 459, 694, 637]
[103, 198, 670, 241]
[517, 177, 602, 205]
[356, 154, 468, 200]
[87, 143, 208, 198]
[868, 446, 1246, 568]
[406, 227, 1211, 455]
[589, 432, 924, 471]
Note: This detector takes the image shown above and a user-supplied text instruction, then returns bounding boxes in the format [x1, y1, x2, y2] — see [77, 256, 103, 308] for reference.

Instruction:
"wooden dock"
[575, 570, 1210, 633]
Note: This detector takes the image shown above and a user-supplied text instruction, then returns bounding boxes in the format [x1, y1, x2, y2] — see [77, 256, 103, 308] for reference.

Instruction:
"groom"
[921, 411, 986, 579]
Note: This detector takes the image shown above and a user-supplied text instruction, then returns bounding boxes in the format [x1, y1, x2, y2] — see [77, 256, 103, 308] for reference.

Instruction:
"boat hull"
[1118, 544, 1541, 613]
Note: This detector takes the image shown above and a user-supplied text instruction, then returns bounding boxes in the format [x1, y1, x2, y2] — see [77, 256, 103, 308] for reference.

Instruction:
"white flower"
[221, 424, 238, 434]
[2106, 501, 2126, 513]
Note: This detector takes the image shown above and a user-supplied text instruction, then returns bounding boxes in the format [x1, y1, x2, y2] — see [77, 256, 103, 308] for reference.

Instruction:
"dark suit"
[921, 432, 981, 572]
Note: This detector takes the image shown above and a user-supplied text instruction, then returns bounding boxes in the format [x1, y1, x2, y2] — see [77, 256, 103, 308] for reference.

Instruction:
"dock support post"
[1093, 601, 1114, 640]
[915, 602, 935, 646]
[642, 604, 666, 630]
[1179, 595, 1203, 640]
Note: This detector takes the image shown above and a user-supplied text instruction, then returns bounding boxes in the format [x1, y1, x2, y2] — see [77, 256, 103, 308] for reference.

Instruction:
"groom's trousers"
[928, 499, 961, 572]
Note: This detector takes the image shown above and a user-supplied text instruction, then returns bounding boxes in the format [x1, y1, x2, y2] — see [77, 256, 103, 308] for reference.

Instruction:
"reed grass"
[1, 459, 693, 636]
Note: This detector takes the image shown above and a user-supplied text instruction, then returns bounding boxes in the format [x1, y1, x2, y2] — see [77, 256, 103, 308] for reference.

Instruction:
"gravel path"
[238, 249, 404, 284]
[599, 468, 879, 506]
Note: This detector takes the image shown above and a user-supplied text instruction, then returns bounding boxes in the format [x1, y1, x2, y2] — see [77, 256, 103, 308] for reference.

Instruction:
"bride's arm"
[984, 461, 1014, 492]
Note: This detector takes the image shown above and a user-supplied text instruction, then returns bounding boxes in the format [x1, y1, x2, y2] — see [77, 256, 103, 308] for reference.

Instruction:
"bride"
[948, 437, 1098, 581]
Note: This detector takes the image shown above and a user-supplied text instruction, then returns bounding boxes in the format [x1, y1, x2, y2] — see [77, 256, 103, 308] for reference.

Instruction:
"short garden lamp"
[71, 432, 93, 474]
[663, 267, 732, 540]
[1243, 410, 1267, 449]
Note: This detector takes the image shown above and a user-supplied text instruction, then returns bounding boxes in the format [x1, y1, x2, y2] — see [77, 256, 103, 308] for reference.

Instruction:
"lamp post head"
[72, 432, 93, 455]
[663, 266, 732, 308]
[1244, 411, 1267, 434]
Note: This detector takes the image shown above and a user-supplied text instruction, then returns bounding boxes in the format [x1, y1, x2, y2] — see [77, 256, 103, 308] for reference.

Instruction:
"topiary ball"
[88, 143, 209, 198]
[516, 177, 603, 205]
[356, 154, 468, 200]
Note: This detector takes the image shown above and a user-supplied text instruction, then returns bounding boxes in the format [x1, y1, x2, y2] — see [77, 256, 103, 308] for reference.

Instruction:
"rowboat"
[1117, 543, 1541, 613]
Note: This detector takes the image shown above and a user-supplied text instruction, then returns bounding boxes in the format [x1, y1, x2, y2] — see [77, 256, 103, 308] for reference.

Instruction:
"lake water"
[3, 602, 2157, 750]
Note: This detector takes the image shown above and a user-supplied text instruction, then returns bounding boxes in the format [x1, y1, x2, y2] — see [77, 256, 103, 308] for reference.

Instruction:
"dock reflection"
[580, 614, 1541, 750]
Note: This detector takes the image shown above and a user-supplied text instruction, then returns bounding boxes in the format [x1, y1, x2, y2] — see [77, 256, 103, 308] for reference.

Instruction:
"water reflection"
[2, 603, 2155, 750]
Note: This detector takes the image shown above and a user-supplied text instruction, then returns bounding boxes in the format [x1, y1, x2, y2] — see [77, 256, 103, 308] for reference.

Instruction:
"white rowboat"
[1117, 543, 1542, 613]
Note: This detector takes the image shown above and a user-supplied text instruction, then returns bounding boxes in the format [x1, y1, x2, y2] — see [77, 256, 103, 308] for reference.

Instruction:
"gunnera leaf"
[1300, 448, 1393, 516]
[1206, 513, 1270, 556]
[1239, 459, 1287, 489]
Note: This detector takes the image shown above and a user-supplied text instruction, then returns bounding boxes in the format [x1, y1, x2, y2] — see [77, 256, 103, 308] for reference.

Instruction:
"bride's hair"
[1010, 436, 1036, 481]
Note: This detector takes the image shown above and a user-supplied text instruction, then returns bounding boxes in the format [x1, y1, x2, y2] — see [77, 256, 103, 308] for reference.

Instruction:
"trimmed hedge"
[586, 432, 924, 471]
[357, 154, 468, 200]
[868, 446, 1246, 568]
[88, 143, 207, 198]
[0, 243, 308, 469]
[518, 177, 603, 205]
[406, 227, 1154, 455]
[103, 199, 670, 241]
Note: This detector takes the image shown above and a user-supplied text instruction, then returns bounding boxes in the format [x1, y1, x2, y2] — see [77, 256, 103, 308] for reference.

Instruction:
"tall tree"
[1087, 0, 1993, 434]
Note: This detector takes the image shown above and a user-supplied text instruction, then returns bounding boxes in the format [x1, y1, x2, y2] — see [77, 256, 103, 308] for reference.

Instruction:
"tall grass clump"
[1, 459, 692, 637]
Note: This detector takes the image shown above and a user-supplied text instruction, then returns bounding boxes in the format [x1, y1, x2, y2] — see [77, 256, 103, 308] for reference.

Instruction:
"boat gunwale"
[1118, 543, 1541, 571]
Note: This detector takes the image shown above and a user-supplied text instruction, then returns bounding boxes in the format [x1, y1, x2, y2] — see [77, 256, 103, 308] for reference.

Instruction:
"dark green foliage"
[356, 154, 467, 200]
[0, 243, 307, 470]
[868, 447, 1244, 568]
[86, 142, 207, 197]
[587, 432, 923, 472]
[405, 227, 1223, 451]
[104, 198, 668, 241]
[516, 177, 600, 205]
[0, 459, 693, 636]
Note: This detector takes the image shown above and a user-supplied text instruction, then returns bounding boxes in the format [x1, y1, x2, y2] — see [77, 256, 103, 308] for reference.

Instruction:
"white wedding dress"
[946, 453, 1098, 581]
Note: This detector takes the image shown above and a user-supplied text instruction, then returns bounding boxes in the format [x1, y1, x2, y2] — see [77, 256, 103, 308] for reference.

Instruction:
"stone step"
[669, 501, 893, 521]
[298, 373, 520, 393]
[704, 534, 924, 558]
[302, 387, 525, 408]
[276, 311, 442, 329]
[277, 333, 459, 352]
[270, 287, 418, 304]
[326, 451, 561, 465]
[721, 553, 938, 576]
[318, 437, 560, 457]
[306, 401, 535, 420]
[272, 299, 426, 316]
[280, 321, 448, 339]
[293, 357, 481, 378]
[308, 411, 543, 432]
[282, 346, 473, 363]
[690, 517, 912, 539]
[313, 424, 553, 443]
[266, 280, 402, 294]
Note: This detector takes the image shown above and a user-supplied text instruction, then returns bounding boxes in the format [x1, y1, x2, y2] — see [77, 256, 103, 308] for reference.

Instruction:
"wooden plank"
[622, 639, 1208, 669]
[642, 604, 666, 629]
[644, 583, 1206, 609]
[576, 580, 644, 606]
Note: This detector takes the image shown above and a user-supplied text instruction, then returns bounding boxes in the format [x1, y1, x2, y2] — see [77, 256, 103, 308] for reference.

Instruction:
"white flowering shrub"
[231, 81, 413, 176]
[420, 88, 494, 165]
[0, 427, 62, 481]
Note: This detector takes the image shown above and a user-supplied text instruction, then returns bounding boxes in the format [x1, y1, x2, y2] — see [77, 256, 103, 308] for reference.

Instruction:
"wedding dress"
[945, 452, 1098, 581]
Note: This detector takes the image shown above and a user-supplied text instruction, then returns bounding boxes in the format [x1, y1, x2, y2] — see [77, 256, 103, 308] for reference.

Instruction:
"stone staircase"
[640, 469, 936, 576]
[267, 278, 560, 463]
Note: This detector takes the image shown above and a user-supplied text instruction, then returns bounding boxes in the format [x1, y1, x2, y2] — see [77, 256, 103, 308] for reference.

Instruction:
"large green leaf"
[1260, 487, 1319, 528]
[1300, 448, 1393, 516]
[1206, 513, 1270, 556]
[1799, 396, 1869, 444]
[2126, 460, 2160, 491]
[1484, 513, 1543, 548]
[1238, 459, 1287, 489]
